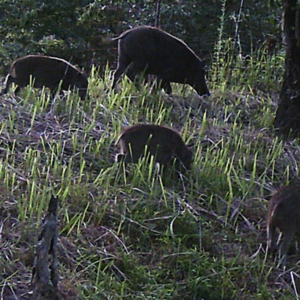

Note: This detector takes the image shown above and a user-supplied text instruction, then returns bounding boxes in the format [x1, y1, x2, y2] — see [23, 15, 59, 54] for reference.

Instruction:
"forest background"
[0, 0, 282, 74]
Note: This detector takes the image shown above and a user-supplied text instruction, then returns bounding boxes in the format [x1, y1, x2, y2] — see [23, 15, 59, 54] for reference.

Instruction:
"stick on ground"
[31, 195, 60, 300]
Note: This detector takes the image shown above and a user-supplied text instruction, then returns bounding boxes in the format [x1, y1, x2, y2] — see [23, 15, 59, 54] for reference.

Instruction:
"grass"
[1, 49, 300, 300]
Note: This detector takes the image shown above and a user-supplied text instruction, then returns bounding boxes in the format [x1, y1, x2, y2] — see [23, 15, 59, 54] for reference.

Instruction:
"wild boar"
[267, 185, 300, 265]
[2, 55, 88, 99]
[115, 124, 193, 174]
[111, 26, 210, 96]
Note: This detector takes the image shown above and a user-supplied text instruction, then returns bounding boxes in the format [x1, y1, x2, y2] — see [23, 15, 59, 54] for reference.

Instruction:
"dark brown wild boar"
[2, 55, 88, 99]
[267, 185, 300, 265]
[115, 124, 193, 174]
[111, 26, 210, 96]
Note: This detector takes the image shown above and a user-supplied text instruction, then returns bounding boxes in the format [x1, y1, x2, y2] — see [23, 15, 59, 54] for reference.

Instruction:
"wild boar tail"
[102, 30, 129, 44]
[101, 35, 122, 44]
[101, 36, 115, 44]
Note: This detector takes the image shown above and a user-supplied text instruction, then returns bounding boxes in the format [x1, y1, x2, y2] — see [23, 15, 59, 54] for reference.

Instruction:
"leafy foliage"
[0, 0, 282, 74]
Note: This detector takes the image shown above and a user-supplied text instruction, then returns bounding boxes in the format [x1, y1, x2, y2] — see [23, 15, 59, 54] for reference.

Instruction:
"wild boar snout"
[192, 62, 210, 96]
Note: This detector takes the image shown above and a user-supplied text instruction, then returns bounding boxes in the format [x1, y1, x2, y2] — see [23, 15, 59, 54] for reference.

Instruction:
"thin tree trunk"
[274, 0, 300, 136]
[155, 0, 161, 28]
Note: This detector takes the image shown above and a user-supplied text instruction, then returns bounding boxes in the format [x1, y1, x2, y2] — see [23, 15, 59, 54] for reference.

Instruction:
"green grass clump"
[1, 47, 300, 300]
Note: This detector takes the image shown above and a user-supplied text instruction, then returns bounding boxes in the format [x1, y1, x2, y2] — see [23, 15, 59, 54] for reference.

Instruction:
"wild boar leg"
[14, 86, 21, 94]
[267, 223, 278, 254]
[2, 74, 15, 94]
[49, 87, 59, 99]
[125, 63, 140, 83]
[156, 67, 185, 94]
[112, 54, 132, 89]
[124, 63, 155, 91]
[49, 81, 64, 99]
[279, 229, 295, 265]
[126, 61, 151, 81]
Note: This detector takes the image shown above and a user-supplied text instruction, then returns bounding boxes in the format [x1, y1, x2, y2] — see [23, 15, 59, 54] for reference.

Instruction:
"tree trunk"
[274, 0, 300, 136]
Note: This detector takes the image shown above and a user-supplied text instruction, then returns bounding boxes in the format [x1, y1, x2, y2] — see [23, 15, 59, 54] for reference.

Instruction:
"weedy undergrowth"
[0, 38, 299, 299]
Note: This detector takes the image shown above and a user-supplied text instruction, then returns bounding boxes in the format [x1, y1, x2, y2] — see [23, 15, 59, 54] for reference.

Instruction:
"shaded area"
[274, 0, 300, 136]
